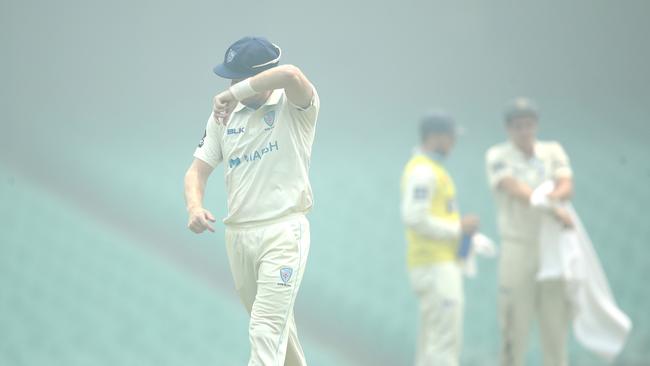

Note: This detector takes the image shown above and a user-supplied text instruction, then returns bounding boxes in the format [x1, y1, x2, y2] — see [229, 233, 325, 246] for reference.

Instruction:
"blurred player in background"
[183, 36, 319, 366]
[401, 111, 480, 366]
[485, 98, 574, 366]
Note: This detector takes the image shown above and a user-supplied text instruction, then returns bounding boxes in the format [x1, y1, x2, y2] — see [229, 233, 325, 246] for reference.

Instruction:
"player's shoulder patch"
[491, 161, 506, 174]
[486, 143, 510, 174]
[413, 185, 429, 200]
[486, 142, 508, 162]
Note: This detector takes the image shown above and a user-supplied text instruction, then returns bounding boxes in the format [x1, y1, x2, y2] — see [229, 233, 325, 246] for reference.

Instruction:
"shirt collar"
[413, 146, 446, 164]
[232, 89, 283, 113]
[508, 140, 539, 161]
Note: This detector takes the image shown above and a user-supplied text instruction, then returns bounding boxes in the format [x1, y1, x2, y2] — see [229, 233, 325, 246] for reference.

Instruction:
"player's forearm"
[248, 65, 313, 108]
[549, 177, 573, 201]
[249, 64, 304, 92]
[184, 169, 207, 212]
[498, 177, 533, 203]
[422, 217, 461, 241]
[224, 64, 312, 112]
[403, 208, 461, 241]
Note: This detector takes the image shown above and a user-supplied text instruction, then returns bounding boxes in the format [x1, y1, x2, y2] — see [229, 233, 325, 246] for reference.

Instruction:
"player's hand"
[212, 90, 237, 126]
[461, 214, 480, 235]
[547, 190, 559, 201]
[552, 207, 574, 229]
[187, 207, 217, 234]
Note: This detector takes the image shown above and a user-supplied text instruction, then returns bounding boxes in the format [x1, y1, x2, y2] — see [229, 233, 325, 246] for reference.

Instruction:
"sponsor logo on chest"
[228, 140, 280, 170]
[227, 127, 245, 135]
[226, 109, 276, 137]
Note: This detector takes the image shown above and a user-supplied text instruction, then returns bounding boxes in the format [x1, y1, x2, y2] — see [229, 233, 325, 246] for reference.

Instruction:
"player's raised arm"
[213, 66, 315, 124]
[246, 65, 314, 108]
[213, 65, 315, 123]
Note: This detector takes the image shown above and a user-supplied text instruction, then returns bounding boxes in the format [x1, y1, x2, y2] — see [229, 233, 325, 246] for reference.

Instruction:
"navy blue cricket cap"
[504, 97, 539, 123]
[419, 110, 462, 140]
[213, 36, 282, 79]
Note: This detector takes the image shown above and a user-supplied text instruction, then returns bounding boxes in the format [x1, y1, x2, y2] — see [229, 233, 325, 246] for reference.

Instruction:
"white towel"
[534, 182, 632, 361]
[462, 233, 497, 278]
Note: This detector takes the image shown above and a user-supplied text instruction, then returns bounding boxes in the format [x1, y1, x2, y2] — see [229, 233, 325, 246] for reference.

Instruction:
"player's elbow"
[282, 64, 302, 77]
[279, 64, 304, 85]
[562, 182, 574, 200]
[554, 177, 574, 200]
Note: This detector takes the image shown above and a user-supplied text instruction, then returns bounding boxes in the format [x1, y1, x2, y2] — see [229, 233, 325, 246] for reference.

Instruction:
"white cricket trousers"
[225, 214, 310, 366]
[499, 240, 570, 366]
[409, 262, 464, 366]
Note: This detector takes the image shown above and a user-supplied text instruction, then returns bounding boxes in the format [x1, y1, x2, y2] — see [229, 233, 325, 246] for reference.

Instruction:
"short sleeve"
[551, 142, 573, 179]
[193, 114, 223, 168]
[286, 84, 320, 126]
[485, 146, 513, 190]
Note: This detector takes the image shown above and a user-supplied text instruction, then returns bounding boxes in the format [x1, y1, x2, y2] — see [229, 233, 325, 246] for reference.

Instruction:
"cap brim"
[212, 63, 256, 79]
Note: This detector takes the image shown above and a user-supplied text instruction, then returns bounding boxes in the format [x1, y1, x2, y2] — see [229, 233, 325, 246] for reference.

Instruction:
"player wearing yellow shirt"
[401, 111, 479, 366]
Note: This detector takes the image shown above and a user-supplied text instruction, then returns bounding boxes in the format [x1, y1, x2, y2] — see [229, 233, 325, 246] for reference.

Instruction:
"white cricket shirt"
[194, 87, 320, 226]
[485, 140, 572, 241]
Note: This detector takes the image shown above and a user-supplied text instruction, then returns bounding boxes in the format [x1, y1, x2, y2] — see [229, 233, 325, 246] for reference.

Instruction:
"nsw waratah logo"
[263, 110, 276, 128]
[226, 49, 237, 63]
[279, 267, 293, 286]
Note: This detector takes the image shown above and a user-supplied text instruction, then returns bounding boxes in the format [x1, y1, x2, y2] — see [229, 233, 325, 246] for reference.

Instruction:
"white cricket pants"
[499, 240, 571, 366]
[225, 214, 310, 366]
[409, 262, 464, 366]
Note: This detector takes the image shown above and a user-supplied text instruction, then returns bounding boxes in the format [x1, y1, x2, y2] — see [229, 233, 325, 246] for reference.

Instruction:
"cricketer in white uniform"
[486, 98, 575, 366]
[183, 36, 319, 366]
[401, 112, 480, 366]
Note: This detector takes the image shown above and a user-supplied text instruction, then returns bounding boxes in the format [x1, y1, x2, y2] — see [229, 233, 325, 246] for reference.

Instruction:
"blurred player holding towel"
[486, 98, 576, 366]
